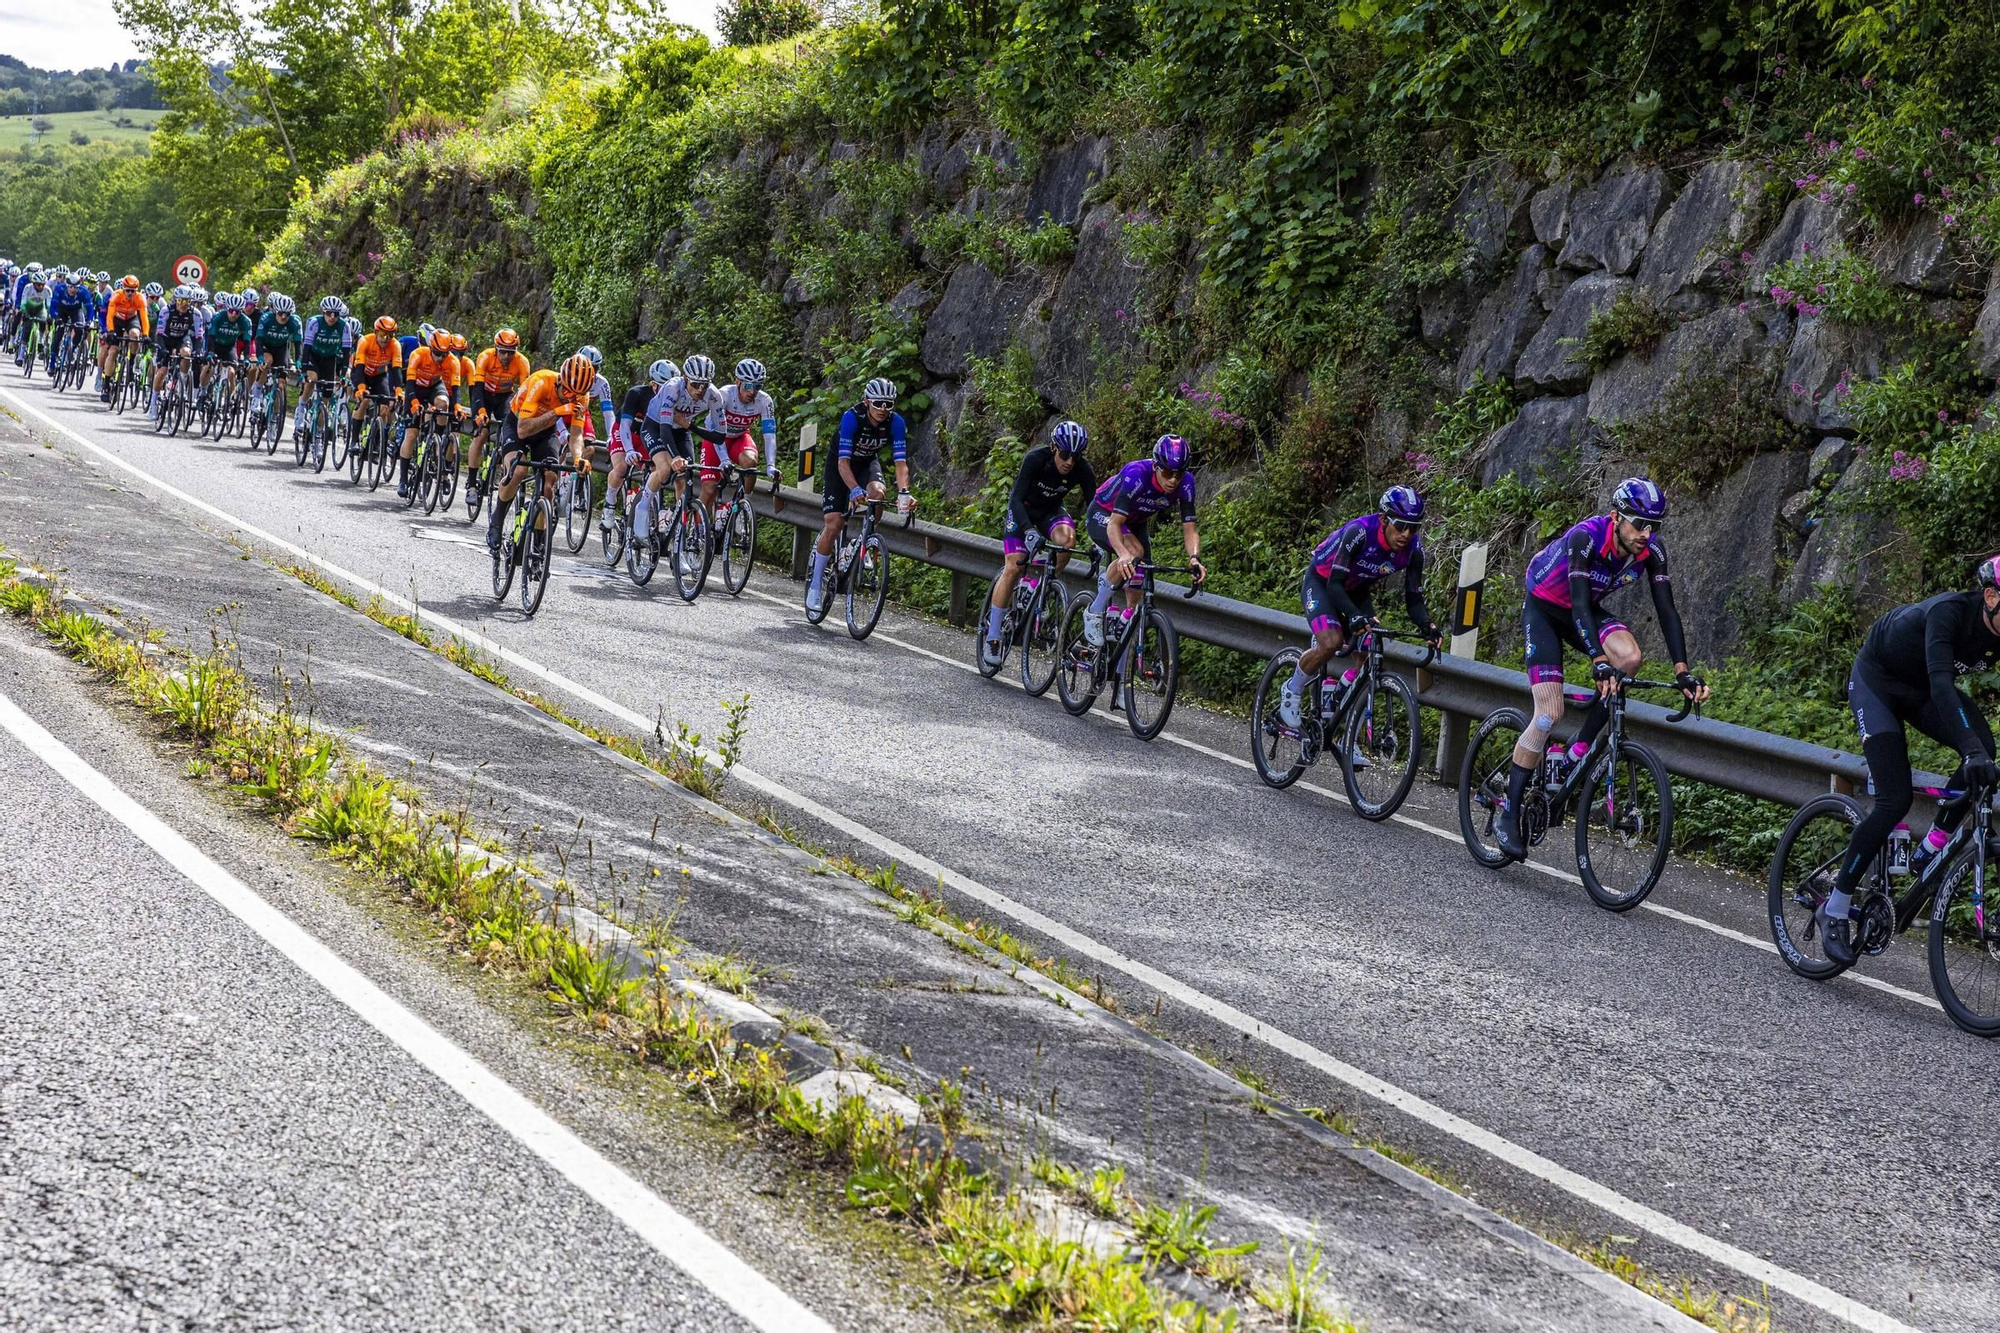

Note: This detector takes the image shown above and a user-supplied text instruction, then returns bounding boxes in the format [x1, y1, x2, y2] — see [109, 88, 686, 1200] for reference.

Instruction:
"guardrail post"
[1433, 542, 1489, 780]
[948, 571, 972, 628]
[789, 527, 811, 580]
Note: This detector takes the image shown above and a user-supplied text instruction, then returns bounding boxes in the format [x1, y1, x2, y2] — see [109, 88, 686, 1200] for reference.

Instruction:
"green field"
[0, 108, 160, 152]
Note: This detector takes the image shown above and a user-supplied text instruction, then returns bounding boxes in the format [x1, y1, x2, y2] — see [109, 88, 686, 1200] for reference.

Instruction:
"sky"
[0, 0, 720, 73]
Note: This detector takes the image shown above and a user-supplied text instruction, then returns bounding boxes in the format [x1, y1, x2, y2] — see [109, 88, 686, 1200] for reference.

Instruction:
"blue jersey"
[47, 280, 96, 322]
[836, 405, 907, 464]
[1311, 514, 1423, 591]
[398, 334, 420, 363]
[1091, 457, 1195, 526]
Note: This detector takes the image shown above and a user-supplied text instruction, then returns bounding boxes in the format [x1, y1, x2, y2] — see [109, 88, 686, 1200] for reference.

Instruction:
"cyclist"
[1280, 486, 1442, 728]
[293, 296, 353, 439]
[1815, 561, 2000, 964]
[1492, 477, 1708, 859]
[1081, 433, 1207, 648]
[573, 344, 621, 446]
[700, 356, 782, 506]
[44, 267, 97, 376]
[486, 353, 595, 555]
[638, 354, 723, 543]
[149, 285, 200, 414]
[397, 327, 460, 498]
[807, 376, 914, 616]
[981, 419, 1098, 667]
[605, 358, 675, 533]
[97, 276, 150, 400]
[466, 328, 529, 500]
[349, 316, 404, 446]
[12, 271, 50, 366]
[204, 293, 255, 402]
[248, 293, 300, 423]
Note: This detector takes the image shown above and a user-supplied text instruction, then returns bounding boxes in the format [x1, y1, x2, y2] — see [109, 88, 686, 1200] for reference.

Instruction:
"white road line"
[1, 387, 1923, 1333]
[0, 685, 830, 1333]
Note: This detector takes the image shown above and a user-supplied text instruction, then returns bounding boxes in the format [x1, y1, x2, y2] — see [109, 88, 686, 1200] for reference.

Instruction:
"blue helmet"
[1152, 433, 1189, 472]
[1380, 485, 1425, 525]
[1051, 420, 1087, 456]
[1612, 477, 1667, 523]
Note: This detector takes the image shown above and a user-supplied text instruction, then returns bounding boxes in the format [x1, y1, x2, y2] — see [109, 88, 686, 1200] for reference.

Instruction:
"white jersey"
[659, 376, 724, 427]
[704, 384, 778, 471]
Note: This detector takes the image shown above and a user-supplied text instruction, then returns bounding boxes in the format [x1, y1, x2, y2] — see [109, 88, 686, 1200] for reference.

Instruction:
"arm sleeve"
[1646, 549, 1689, 667]
[1322, 574, 1368, 626]
[1927, 603, 1988, 756]
[1178, 478, 1196, 523]
[837, 409, 858, 460]
[1404, 546, 1433, 629]
[890, 414, 907, 464]
[1007, 449, 1044, 529]
[1567, 527, 1607, 654]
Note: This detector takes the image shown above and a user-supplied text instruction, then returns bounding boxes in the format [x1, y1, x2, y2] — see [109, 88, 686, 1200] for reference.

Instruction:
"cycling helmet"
[1380, 485, 1425, 525]
[25, 261, 41, 273]
[374, 314, 397, 335]
[1979, 554, 2000, 591]
[428, 328, 452, 354]
[269, 293, 294, 313]
[681, 353, 715, 385]
[220, 293, 243, 311]
[51, 265, 70, 280]
[319, 295, 341, 315]
[143, 282, 162, 298]
[648, 358, 678, 385]
[191, 285, 208, 302]
[576, 344, 603, 368]
[558, 353, 596, 396]
[172, 284, 193, 301]
[449, 332, 467, 352]
[343, 316, 362, 339]
[95, 270, 108, 283]
[493, 328, 520, 349]
[240, 287, 260, 305]
[733, 357, 766, 388]
[334, 298, 349, 316]
[1611, 476, 1668, 523]
[863, 376, 897, 405]
[1151, 433, 1189, 472]
[1050, 420, 1087, 456]
[121, 274, 139, 289]
[417, 321, 435, 343]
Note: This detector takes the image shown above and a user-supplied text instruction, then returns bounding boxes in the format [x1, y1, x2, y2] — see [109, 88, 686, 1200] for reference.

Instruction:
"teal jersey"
[208, 311, 253, 345]
[303, 313, 350, 358]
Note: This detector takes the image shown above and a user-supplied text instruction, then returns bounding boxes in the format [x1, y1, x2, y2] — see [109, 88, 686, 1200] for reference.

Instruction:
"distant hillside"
[0, 108, 162, 152]
[0, 56, 163, 117]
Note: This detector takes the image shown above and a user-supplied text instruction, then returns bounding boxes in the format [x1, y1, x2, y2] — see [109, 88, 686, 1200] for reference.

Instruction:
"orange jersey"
[456, 353, 476, 386]
[404, 346, 460, 389]
[103, 290, 150, 335]
[510, 368, 581, 423]
[472, 347, 530, 393]
[351, 332, 403, 373]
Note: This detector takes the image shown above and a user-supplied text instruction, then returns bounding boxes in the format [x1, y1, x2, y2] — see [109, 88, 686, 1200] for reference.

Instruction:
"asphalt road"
[6, 379, 1995, 1333]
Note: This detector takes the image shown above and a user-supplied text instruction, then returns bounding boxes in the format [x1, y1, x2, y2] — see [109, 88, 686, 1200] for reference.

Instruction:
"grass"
[0, 108, 162, 151]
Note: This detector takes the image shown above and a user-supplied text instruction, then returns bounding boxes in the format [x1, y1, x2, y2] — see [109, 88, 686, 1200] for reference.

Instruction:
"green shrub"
[1569, 287, 1675, 369]
[1614, 362, 1808, 492]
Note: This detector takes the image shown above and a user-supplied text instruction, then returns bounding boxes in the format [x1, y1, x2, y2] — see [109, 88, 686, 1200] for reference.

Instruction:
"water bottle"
[1887, 822, 1912, 876]
[1911, 825, 1950, 877]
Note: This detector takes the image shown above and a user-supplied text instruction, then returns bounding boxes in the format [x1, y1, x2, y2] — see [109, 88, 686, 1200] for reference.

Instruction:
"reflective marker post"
[1433, 542, 1489, 778]
[789, 422, 818, 579]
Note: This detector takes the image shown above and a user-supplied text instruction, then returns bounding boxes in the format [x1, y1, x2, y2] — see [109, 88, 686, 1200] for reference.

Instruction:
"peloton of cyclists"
[981, 419, 1097, 668]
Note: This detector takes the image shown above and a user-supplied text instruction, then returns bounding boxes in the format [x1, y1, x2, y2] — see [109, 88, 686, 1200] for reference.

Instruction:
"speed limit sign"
[172, 254, 208, 287]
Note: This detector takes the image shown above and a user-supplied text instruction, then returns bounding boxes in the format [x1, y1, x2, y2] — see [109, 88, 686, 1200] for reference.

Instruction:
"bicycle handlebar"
[1620, 675, 1701, 723]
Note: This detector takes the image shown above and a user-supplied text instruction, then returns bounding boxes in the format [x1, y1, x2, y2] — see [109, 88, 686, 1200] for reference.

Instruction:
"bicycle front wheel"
[1055, 596, 1100, 715]
[670, 501, 712, 602]
[436, 438, 458, 510]
[327, 408, 348, 473]
[563, 472, 593, 553]
[1343, 670, 1421, 820]
[1928, 844, 2000, 1037]
[1122, 608, 1179, 741]
[1250, 648, 1309, 789]
[1575, 739, 1672, 911]
[491, 523, 517, 601]
[1458, 707, 1527, 868]
[1767, 793, 1862, 980]
[846, 534, 887, 639]
[521, 499, 554, 616]
[1019, 579, 1066, 698]
[720, 498, 754, 595]
[420, 434, 444, 514]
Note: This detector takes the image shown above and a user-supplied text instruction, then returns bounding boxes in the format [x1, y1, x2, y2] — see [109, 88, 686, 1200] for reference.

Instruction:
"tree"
[717, 0, 822, 45]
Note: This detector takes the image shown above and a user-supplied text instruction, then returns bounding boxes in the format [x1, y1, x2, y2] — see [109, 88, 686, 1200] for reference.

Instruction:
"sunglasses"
[1618, 513, 1660, 534]
[1384, 518, 1422, 534]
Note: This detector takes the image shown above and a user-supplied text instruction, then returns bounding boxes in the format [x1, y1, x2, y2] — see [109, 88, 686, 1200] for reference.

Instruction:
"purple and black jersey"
[1523, 513, 1685, 663]
[1312, 514, 1422, 589]
[1091, 458, 1195, 527]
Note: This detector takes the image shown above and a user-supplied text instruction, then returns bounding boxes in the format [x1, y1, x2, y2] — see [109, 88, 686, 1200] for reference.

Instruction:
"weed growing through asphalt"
[1251, 1240, 1356, 1332]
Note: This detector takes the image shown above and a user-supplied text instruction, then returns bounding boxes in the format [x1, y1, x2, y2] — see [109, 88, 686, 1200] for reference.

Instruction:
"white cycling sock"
[809, 552, 828, 591]
[985, 604, 1005, 640]
[1287, 666, 1309, 691]
[1088, 576, 1115, 617]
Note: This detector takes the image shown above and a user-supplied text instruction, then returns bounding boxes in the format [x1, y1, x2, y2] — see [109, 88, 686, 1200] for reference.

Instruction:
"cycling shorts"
[821, 454, 882, 515]
[300, 348, 341, 380]
[208, 342, 240, 367]
[501, 415, 561, 468]
[258, 340, 293, 369]
[1002, 508, 1075, 557]
[108, 315, 140, 339]
[348, 363, 388, 394]
[402, 382, 450, 423]
[1522, 593, 1628, 686]
[1085, 507, 1153, 573]
[154, 329, 192, 355]
[700, 432, 760, 482]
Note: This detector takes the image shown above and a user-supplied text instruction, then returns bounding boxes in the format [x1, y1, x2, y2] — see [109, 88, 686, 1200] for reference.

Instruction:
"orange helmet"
[450, 332, 468, 353]
[121, 274, 139, 289]
[428, 328, 452, 354]
[494, 328, 520, 350]
[558, 353, 595, 397]
[374, 315, 397, 335]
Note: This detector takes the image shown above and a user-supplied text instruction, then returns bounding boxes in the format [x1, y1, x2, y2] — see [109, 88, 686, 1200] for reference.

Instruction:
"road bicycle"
[249, 367, 291, 454]
[105, 334, 145, 415]
[151, 355, 195, 437]
[557, 431, 597, 554]
[464, 428, 498, 521]
[711, 463, 762, 597]
[1458, 673, 1693, 911]
[491, 458, 584, 617]
[45, 321, 88, 392]
[296, 375, 345, 472]
[16, 315, 48, 379]
[405, 402, 461, 514]
[804, 494, 912, 639]
[1055, 561, 1202, 742]
[976, 539, 1081, 698]
[350, 391, 398, 490]
[1250, 626, 1436, 820]
[600, 457, 651, 581]
[1769, 778, 2000, 1037]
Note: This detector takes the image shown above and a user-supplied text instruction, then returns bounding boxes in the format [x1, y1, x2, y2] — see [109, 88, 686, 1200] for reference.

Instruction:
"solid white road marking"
[0, 686, 831, 1333]
[2, 386, 1925, 1333]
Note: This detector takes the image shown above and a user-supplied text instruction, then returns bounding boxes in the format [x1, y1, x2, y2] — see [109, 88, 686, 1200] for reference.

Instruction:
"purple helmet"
[1151, 433, 1189, 472]
[1612, 476, 1667, 523]
[1379, 485, 1424, 524]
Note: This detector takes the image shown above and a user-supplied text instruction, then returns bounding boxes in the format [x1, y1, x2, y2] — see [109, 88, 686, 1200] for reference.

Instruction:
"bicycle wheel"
[293, 404, 310, 466]
[464, 454, 486, 519]
[1250, 648, 1310, 790]
[327, 405, 348, 473]
[1019, 579, 1066, 698]
[366, 422, 389, 491]
[602, 494, 628, 568]
[520, 498, 554, 616]
[166, 386, 184, 438]
[265, 383, 285, 455]
[1768, 793, 1863, 980]
[670, 500, 712, 603]
[1575, 738, 1673, 911]
[1055, 596, 1101, 716]
[1121, 608, 1179, 741]
[347, 415, 367, 484]
[720, 498, 755, 595]
[1458, 707, 1528, 868]
[312, 405, 331, 472]
[420, 433, 443, 514]
[563, 472, 593, 553]
[845, 533, 887, 639]
[491, 512, 517, 601]
[1927, 843, 2000, 1036]
[1342, 670, 1421, 820]
[436, 438, 459, 511]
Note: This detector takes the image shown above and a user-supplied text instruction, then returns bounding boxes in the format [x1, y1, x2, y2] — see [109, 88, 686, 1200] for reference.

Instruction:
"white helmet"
[863, 377, 897, 405]
[648, 358, 678, 385]
[733, 358, 766, 389]
[681, 354, 715, 385]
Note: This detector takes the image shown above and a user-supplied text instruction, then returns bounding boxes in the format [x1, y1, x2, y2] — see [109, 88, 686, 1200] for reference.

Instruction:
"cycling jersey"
[510, 368, 579, 425]
[16, 282, 49, 314]
[471, 348, 529, 392]
[405, 347, 458, 390]
[1091, 457, 1195, 527]
[208, 310, 254, 349]
[835, 403, 907, 466]
[254, 311, 302, 348]
[351, 331, 402, 374]
[1003, 446, 1096, 556]
[704, 385, 779, 471]
[1853, 592, 2000, 756]
[302, 313, 350, 359]
[102, 290, 149, 336]
[618, 382, 657, 453]
[154, 303, 197, 340]
[48, 281, 96, 324]
[397, 334, 420, 363]
[1525, 514, 1685, 661]
[658, 376, 723, 427]
[1306, 514, 1430, 632]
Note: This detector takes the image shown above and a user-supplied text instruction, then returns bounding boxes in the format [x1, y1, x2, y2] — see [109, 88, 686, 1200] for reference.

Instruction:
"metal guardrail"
[742, 481, 1894, 809]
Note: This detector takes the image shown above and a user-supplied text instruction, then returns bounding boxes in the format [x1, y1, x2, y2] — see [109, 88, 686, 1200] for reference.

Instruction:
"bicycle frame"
[1535, 674, 1693, 824]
